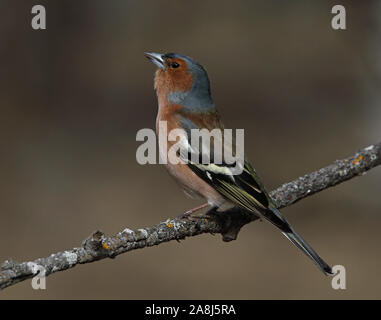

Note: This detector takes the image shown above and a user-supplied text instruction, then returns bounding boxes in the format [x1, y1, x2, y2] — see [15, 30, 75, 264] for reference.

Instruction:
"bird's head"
[145, 52, 214, 111]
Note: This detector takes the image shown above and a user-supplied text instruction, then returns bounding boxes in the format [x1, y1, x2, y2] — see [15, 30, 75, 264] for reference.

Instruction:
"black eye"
[171, 62, 180, 68]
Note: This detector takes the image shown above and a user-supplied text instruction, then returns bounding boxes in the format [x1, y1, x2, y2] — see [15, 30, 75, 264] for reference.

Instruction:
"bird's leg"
[182, 205, 219, 221]
[177, 202, 210, 219]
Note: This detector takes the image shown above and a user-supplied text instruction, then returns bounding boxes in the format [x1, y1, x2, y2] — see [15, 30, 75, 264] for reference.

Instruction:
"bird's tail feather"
[259, 207, 333, 276]
[281, 226, 333, 276]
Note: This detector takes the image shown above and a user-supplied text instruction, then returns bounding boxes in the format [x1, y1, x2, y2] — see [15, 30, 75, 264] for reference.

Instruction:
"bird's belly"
[156, 111, 232, 210]
[164, 162, 230, 209]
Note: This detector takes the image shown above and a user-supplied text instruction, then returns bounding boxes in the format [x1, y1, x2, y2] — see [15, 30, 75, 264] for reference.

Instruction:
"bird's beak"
[144, 52, 166, 70]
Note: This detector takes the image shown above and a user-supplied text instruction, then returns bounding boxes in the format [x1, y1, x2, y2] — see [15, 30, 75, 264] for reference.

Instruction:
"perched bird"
[145, 52, 333, 276]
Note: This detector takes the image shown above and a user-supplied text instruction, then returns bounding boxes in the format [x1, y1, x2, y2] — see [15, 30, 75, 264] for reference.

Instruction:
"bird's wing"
[186, 156, 271, 212]
[177, 111, 273, 213]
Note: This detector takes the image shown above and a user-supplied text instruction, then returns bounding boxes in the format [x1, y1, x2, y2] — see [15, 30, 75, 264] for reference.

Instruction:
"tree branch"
[1, 142, 380, 291]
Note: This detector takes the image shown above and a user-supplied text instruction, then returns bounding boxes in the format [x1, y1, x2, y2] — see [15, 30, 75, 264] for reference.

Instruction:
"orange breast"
[155, 103, 227, 208]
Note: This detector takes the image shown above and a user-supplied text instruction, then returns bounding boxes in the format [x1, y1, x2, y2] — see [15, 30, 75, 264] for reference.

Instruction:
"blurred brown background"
[1, 0, 381, 299]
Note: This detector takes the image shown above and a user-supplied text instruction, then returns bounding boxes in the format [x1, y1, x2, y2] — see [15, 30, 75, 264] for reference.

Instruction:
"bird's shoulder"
[176, 109, 223, 132]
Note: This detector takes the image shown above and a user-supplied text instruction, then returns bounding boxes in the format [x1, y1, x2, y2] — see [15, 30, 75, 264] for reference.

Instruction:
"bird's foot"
[183, 206, 218, 221]
[177, 203, 210, 220]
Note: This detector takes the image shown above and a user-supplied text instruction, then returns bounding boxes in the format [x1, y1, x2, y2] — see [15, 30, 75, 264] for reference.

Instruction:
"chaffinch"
[145, 52, 333, 276]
